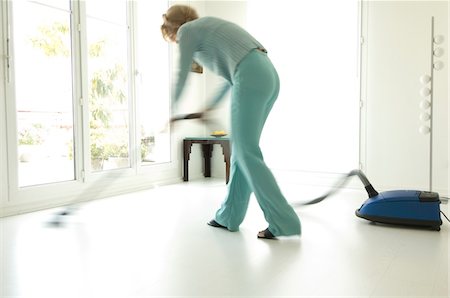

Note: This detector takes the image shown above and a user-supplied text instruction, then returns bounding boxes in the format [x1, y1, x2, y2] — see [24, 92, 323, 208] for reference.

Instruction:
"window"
[4, 0, 170, 193]
[86, 0, 131, 171]
[11, 0, 75, 187]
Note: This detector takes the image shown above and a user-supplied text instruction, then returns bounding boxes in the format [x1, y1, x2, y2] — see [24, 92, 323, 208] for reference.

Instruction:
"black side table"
[183, 137, 231, 183]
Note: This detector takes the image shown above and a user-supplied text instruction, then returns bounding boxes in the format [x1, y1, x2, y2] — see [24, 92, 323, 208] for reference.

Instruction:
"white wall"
[247, 0, 360, 175]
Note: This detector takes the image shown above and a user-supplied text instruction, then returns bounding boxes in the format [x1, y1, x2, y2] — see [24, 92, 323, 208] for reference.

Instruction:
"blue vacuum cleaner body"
[301, 170, 443, 231]
[356, 190, 442, 231]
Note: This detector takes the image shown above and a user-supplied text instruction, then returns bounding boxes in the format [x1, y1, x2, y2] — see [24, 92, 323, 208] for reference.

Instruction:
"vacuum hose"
[299, 169, 379, 206]
[353, 170, 379, 199]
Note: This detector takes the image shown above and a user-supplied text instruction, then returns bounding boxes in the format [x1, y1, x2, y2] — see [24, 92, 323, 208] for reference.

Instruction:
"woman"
[161, 5, 301, 239]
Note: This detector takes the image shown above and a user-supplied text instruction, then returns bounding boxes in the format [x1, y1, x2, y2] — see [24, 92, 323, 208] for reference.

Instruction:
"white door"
[361, 1, 448, 193]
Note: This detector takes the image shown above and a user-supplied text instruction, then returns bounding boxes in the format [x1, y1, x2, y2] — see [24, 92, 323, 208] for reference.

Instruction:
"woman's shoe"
[257, 228, 276, 239]
[207, 219, 227, 229]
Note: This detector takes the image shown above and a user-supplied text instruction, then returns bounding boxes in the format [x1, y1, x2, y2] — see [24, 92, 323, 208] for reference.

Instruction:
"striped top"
[174, 17, 264, 106]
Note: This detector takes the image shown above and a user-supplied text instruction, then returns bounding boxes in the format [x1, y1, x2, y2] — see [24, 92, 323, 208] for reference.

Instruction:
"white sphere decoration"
[434, 61, 444, 70]
[420, 112, 431, 121]
[434, 35, 444, 44]
[419, 75, 431, 84]
[434, 48, 444, 57]
[420, 87, 431, 97]
[419, 125, 431, 134]
[420, 100, 431, 109]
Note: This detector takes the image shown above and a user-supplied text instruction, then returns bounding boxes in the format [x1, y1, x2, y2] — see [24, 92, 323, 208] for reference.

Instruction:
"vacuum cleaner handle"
[170, 112, 204, 122]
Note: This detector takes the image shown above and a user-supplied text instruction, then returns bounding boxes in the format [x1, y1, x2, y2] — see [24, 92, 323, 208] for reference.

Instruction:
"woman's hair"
[161, 5, 199, 42]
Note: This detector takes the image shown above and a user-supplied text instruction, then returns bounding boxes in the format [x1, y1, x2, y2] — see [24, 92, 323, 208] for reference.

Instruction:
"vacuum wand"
[170, 112, 204, 122]
[169, 111, 222, 131]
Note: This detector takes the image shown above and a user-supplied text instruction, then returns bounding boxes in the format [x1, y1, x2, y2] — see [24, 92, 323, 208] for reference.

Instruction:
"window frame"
[1, 0, 175, 214]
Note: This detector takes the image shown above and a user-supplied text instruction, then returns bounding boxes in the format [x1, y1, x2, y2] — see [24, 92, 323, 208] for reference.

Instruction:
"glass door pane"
[11, 0, 75, 187]
[86, 0, 130, 172]
[135, 0, 171, 165]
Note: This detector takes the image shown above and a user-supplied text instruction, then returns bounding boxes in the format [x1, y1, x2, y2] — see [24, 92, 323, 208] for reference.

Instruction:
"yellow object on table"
[211, 130, 227, 137]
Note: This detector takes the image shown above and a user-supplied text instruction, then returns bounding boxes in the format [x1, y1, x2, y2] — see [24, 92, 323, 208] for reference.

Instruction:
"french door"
[3, 0, 171, 202]
[11, 0, 75, 187]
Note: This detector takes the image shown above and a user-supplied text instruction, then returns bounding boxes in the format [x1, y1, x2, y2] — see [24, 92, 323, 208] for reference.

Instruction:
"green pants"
[214, 50, 301, 237]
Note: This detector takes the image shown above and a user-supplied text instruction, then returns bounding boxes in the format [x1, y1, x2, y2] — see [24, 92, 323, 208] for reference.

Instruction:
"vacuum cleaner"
[300, 169, 445, 231]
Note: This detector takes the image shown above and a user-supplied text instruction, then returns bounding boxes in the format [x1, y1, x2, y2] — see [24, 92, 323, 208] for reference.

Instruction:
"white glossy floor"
[1, 179, 449, 298]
